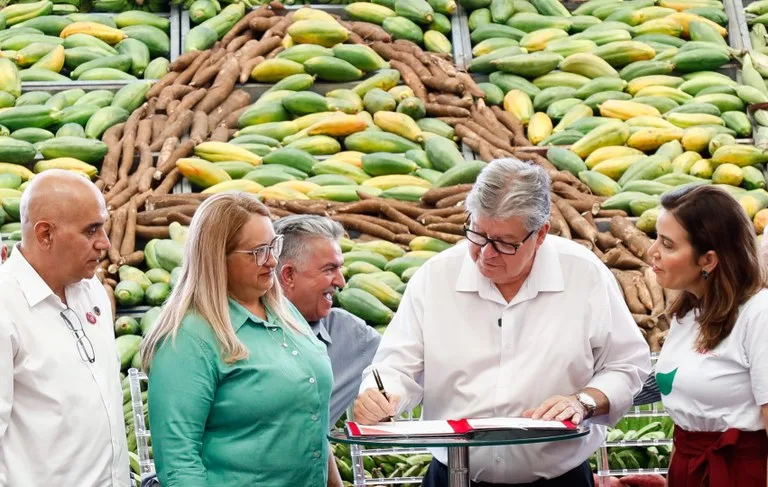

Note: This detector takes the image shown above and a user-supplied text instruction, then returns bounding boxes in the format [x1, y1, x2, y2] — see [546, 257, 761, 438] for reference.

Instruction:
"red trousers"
[667, 426, 768, 487]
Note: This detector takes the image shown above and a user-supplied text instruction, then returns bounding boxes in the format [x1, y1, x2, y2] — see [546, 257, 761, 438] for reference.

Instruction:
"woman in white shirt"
[650, 185, 768, 486]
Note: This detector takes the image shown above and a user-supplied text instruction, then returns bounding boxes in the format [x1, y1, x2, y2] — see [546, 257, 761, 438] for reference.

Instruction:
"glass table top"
[329, 425, 590, 448]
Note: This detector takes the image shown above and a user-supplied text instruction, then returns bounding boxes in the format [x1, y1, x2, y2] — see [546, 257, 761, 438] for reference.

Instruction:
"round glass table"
[329, 426, 590, 487]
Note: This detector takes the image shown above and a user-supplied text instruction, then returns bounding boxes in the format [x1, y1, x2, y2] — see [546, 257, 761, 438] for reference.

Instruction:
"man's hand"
[522, 395, 586, 425]
[353, 388, 401, 425]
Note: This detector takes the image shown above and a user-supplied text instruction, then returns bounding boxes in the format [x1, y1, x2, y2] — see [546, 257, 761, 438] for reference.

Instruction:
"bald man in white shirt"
[0, 170, 130, 486]
[354, 158, 651, 487]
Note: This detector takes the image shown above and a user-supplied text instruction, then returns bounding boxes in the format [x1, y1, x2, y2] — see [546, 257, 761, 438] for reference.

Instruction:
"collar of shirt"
[454, 237, 565, 305]
[7, 244, 68, 308]
[309, 318, 332, 345]
[227, 297, 278, 332]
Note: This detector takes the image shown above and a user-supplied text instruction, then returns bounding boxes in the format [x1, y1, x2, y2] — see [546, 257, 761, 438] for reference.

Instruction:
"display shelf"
[452, 4, 472, 70]
[349, 409, 431, 486]
[726, 0, 751, 51]
[128, 368, 156, 478]
[348, 477, 424, 486]
[358, 447, 431, 456]
[602, 439, 673, 448]
[737, 0, 768, 147]
[595, 356, 669, 487]
[116, 306, 153, 317]
[597, 468, 669, 477]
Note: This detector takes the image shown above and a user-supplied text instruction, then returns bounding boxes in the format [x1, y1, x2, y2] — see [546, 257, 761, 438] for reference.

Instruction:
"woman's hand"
[523, 395, 587, 424]
[761, 404, 767, 487]
[327, 444, 343, 487]
[353, 388, 400, 425]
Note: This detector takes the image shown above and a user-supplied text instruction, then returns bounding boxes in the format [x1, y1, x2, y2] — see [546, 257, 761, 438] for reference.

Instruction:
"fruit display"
[588, 406, 672, 486]
[107, 225, 185, 309]
[343, 0, 457, 53]
[2, 0, 681, 366]
[1, 0, 170, 14]
[184, 3, 457, 64]
[446, 0, 768, 236]
[171, 84, 485, 202]
[0, 82, 156, 240]
[333, 439, 432, 484]
[0, 3, 175, 81]
[593, 411, 674, 471]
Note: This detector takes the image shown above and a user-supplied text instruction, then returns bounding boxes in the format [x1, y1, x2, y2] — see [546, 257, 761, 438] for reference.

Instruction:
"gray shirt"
[310, 308, 382, 425]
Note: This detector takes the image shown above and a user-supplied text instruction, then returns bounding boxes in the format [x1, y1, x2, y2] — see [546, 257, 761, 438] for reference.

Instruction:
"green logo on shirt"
[656, 368, 678, 396]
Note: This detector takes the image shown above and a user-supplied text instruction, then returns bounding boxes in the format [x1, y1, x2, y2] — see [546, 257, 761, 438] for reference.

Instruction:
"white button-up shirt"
[0, 246, 129, 487]
[362, 237, 651, 484]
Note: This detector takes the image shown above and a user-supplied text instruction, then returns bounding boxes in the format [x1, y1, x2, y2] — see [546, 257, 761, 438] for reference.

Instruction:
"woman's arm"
[762, 404, 768, 487]
[148, 329, 217, 487]
[327, 443, 343, 487]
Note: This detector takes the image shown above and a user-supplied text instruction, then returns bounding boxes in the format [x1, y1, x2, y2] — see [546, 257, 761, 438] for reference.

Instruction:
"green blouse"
[148, 298, 334, 487]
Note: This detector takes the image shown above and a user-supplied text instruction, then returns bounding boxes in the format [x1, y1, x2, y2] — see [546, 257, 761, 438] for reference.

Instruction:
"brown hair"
[661, 185, 766, 351]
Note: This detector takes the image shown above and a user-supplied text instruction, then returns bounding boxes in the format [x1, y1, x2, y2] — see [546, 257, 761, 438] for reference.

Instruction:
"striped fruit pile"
[0, 3, 172, 81]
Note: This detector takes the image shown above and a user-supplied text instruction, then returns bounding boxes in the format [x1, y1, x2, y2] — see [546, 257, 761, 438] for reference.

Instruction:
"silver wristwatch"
[575, 392, 597, 419]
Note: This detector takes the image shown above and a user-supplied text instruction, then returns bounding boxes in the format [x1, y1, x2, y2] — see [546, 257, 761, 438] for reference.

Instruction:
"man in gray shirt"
[274, 215, 381, 425]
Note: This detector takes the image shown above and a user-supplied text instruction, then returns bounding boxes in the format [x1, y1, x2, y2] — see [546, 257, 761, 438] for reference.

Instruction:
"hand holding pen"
[352, 369, 401, 425]
[373, 369, 396, 423]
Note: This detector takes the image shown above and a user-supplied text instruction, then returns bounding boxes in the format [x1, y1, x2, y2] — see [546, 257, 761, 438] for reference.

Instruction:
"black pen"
[372, 369, 396, 423]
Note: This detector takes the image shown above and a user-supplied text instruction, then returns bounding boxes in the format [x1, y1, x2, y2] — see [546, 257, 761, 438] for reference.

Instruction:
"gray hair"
[273, 215, 345, 269]
[464, 158, 551, 232]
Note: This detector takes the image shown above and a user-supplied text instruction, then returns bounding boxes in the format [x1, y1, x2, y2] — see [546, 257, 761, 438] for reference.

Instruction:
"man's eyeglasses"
[231, 234, 284, 266]
[60, 308, 96, 364]
[463, 224, 535, 256]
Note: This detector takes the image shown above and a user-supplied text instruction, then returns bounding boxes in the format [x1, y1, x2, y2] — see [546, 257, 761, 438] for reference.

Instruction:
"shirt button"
[313, 451, 321, 458]
[309, 377, 315, 384]
[506, 343, 512, 350]
[292, 350, 298, 356]
[312, 414, 318, 421]
[495, 456, 502, 464]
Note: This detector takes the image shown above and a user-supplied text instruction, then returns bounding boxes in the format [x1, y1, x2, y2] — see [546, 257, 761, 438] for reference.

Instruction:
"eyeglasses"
[60, 308, 96, 364]
[463, 223, 535, 256]
[231, 235, 284, 266]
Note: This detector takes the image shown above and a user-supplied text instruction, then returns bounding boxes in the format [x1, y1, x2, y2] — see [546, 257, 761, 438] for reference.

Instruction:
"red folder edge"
[447, 418, 472, 434]
[347, 421, 362, 436]
[562, 420, 576, 430]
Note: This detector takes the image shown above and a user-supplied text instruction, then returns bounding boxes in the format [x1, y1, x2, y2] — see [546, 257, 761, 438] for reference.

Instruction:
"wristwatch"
[575, 392, 597, 419]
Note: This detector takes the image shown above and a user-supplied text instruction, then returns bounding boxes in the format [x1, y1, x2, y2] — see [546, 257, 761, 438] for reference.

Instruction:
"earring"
[701, 270, 710, 280]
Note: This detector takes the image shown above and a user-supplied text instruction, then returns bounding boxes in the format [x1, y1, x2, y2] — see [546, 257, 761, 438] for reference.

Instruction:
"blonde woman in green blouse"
[140, 192, 341, 487]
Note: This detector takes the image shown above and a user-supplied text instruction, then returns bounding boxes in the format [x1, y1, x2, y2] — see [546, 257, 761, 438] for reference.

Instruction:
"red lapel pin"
[86, 312, 97, 324]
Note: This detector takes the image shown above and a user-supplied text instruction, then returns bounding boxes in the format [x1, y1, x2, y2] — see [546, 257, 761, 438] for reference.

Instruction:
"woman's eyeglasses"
[231, 235, 284, 266]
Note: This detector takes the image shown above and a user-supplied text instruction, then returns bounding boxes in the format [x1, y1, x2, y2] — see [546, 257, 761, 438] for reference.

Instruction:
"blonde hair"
[141, 192, 305, 369]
